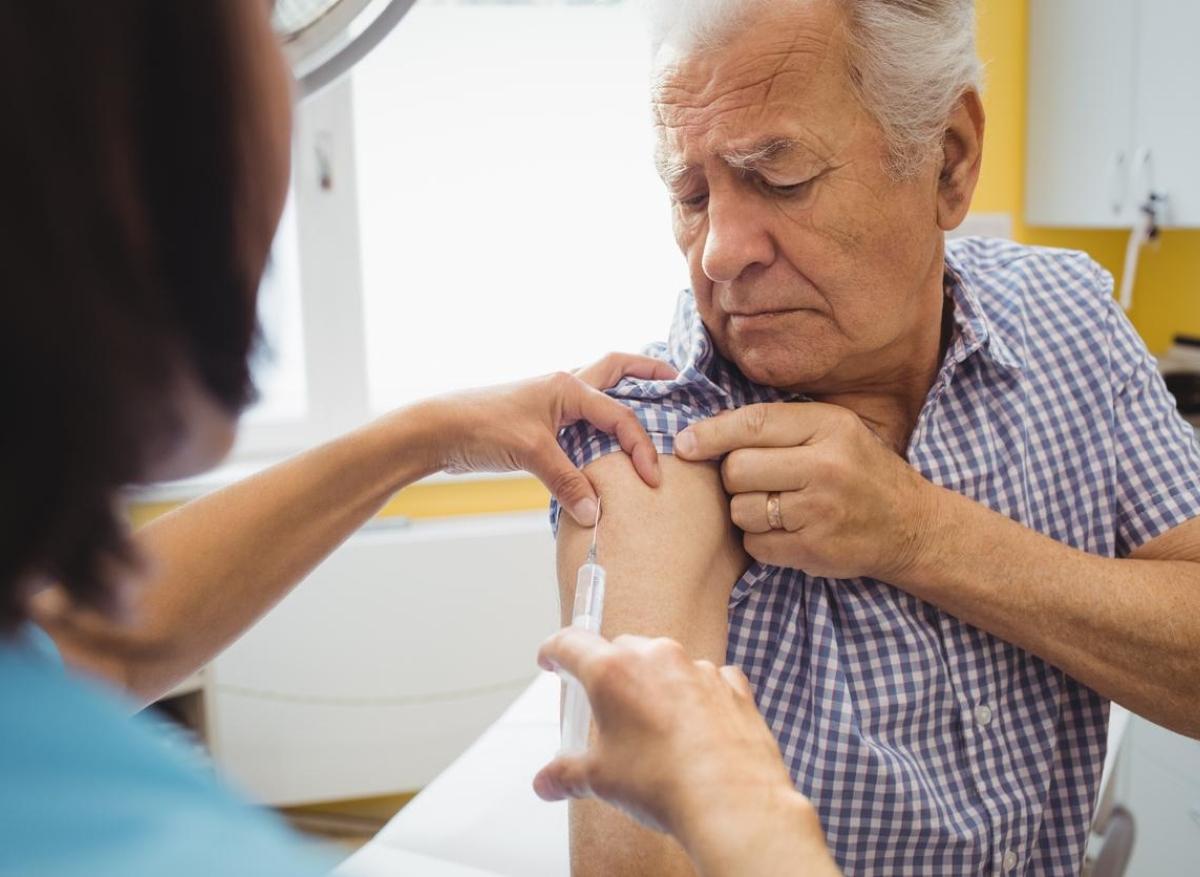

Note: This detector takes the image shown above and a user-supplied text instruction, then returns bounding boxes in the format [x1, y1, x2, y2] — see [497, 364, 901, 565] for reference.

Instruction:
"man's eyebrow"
[720, 137, 804, 171]
[654, 152, 693, 188]
[654, 137, 808, 187]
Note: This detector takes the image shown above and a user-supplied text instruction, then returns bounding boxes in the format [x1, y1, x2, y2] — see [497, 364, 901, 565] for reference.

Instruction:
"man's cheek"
[693, 289, 722, 330]
[696, 309, 739, 365]
[792, 175, 884, 266]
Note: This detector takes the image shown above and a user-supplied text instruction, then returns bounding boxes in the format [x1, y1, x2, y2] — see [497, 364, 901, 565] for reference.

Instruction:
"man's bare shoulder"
[570, 452, 727, 540]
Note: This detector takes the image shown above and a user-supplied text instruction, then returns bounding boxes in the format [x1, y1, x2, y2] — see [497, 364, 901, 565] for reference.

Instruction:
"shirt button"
[1002, 849, 1018, 872]
[974, 704, 993, 727]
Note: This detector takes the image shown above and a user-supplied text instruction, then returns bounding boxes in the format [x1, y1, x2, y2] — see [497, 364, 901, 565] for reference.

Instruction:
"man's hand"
[533, 629, 839, 877]
[421, 352, 677, 526]
[674, 402, 938, 581]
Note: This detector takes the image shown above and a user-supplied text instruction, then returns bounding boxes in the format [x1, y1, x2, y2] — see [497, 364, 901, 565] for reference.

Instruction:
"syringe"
[560, 499, 606, 755]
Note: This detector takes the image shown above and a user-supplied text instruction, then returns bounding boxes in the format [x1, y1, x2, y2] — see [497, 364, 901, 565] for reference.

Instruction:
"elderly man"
[551, 0, 1200, 874]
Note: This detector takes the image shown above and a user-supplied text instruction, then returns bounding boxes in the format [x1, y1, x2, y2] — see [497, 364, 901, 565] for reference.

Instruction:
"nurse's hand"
[532, 629, 841, 877]
[422, 353, 675, 526]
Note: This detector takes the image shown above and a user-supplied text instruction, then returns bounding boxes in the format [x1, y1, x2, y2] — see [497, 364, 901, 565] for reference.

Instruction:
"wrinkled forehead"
[651, 0, 854, 166]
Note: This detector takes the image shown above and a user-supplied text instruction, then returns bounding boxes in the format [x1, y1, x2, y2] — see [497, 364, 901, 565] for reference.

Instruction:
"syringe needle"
[591, 497, 602, 548]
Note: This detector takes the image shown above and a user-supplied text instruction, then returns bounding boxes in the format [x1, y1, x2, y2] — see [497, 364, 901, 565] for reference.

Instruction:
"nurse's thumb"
[533, 448, 600, 528]
[533, 755, 594, 802]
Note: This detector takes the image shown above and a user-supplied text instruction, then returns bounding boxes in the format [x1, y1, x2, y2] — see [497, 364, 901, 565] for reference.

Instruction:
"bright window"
[352, 0, 687, 411]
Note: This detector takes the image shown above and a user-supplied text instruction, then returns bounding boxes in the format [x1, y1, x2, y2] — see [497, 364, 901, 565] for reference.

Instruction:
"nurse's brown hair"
[0, 1, 262, 632]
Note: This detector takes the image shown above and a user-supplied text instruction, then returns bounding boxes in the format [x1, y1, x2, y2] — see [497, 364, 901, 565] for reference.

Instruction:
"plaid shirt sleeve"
[1106, 295, 1200, 555]
[550, 294, 737, 533]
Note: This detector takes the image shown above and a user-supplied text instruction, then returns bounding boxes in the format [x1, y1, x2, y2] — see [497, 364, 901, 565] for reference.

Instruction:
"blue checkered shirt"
[551, 238, 1200, 875]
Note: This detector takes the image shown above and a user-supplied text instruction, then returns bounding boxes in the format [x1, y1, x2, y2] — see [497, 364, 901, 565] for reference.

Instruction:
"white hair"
[643, 0, 983, 178]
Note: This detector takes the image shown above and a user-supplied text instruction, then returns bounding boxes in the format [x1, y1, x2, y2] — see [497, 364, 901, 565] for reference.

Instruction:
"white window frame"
[233, 77, 372, 461]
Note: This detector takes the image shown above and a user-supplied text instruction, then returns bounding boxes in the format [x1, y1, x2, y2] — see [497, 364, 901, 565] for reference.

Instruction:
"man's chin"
[728, 347, 830, 392]
[702, 316, 837, 389]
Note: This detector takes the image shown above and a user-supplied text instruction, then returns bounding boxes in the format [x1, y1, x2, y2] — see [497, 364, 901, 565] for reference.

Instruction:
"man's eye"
[677, 192, 709, 210]
[760, 178, 814, 198]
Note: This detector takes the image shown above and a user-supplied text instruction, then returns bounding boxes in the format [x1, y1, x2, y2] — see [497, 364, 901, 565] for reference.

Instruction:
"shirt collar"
[943, 249, 1025, 371]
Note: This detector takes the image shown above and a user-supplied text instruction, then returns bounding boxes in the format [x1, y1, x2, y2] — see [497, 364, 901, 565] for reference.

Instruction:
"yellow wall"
[130, 476, 551, 529]
[975, 0, 1200, 354]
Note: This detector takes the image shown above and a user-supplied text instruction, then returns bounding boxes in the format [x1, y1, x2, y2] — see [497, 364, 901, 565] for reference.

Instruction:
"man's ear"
[936, 89, 985, 232]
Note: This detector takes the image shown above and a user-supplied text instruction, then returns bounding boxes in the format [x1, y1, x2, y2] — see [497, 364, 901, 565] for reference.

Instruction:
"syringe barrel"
[561, 562, 606, 753]
[571, 563, 606, 631]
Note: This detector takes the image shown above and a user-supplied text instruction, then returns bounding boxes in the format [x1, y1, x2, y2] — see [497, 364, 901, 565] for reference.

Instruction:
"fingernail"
[675, 430, 696, 457]
[573, 498, 598, 526]
[533, 773, 560, 801]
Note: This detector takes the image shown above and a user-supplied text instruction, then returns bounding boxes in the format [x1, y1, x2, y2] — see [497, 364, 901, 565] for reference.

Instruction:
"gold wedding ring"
[766, 492, 784, 531]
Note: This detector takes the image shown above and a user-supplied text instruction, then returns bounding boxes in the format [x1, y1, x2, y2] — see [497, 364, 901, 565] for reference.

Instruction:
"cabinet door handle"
[1109, 151, 1127, 215]
[1132, 147, 1154, 204]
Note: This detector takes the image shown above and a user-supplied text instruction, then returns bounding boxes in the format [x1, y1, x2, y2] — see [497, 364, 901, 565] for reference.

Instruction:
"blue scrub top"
[0, 626, 337, 876]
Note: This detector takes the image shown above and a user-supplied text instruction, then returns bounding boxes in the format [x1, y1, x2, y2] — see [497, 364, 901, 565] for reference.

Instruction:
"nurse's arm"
[33, 356, 673, 708]
[34, 407, 442, 707]
[556, 452, 748, 877]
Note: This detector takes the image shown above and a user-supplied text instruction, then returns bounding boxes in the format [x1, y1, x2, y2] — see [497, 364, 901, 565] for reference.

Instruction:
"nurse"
[0, 1, 837, 875]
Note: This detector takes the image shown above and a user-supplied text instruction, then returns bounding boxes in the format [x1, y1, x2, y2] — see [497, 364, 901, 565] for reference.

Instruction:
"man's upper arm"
[557, 453, 747, 659]
[557, 452, 748, 877]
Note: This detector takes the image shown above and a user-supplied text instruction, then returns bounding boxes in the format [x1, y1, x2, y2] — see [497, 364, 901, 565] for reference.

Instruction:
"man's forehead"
[653, 84, 839, 175]
[650, 1, 848, 165]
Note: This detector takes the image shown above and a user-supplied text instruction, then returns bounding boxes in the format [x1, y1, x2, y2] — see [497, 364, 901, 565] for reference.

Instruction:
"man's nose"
[700, 193, 775, 284]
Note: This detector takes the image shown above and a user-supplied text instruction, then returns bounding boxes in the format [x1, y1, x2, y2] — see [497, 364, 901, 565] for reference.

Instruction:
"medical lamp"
[272, 0, 419, 97]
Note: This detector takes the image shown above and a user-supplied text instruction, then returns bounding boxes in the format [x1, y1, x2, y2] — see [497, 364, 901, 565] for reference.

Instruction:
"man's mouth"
[728, 308, 807, 326]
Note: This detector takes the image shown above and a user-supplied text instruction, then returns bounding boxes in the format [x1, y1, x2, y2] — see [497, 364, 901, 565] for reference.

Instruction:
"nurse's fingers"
[565, 382, 662, 488]
[537, 627, 614, 681]
[719, 665, 755, 700]
[574, 352, 678, 390]
[528, 441, 604, 527]
[533, 753, 596, 802]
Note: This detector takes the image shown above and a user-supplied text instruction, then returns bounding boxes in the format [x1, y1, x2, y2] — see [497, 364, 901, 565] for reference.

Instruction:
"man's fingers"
[743, 531, 805, 568]
[575, 352, 678, 390]
[720, 446, 812, 494]
[533, 754, 596, 802]
[731, 490, 805, 534]
[570, 384, 662, 488]
[674, 403, 828, 461]
[537, 627, 613, 681]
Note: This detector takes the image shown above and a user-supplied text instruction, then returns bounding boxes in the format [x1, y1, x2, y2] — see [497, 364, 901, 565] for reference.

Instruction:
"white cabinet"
[1026, 0, 1137, 227]
[203, 513, 559, 807]
[1026, 0, 1200, 228]
[1133, 1, 1200, 228]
